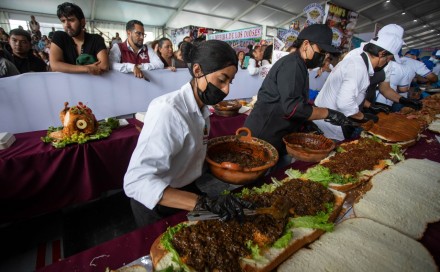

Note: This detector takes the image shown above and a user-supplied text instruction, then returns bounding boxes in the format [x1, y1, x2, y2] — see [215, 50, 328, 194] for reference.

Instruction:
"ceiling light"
[386, 0, 390, 2]
[413, 19, 417, 22]
[401, 12, 406, 15]
[423, 25, 427, 27]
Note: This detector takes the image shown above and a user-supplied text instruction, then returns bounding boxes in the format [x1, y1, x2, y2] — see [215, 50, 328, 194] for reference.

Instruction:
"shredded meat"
[321, 138, 392, 177]
[171, 180, 334, 271]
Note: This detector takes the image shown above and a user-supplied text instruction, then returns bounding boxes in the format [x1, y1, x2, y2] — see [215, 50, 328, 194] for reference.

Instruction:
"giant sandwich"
[150, 179, 346, 272]
[284, 137, 404, 192]
[362, 112, 422, 147]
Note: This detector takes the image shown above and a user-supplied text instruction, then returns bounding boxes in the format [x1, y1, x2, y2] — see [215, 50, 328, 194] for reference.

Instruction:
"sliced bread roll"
[354, 159, 440, 239]
[278, 218, 437, 272]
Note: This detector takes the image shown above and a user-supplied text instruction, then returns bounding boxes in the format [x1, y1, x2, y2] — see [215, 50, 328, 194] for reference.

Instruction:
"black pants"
[130, 182, 203, 228]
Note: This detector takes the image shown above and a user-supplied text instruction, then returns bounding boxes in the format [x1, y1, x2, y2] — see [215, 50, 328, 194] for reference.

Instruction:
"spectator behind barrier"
[50, 2, 109, 75]
[4, 28, 47, 74]
[109, 19, 163, 79]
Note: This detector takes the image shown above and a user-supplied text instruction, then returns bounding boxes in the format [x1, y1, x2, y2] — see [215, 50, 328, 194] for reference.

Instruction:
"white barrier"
[0, 69, 263, 133]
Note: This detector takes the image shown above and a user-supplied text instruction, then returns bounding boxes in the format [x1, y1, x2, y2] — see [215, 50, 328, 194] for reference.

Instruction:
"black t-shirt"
[4, 50, 46, 74]
[51, 31, 107, 65]
[244, 52, 313, 155]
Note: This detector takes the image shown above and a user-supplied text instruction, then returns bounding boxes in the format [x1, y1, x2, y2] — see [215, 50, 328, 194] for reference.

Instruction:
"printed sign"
[304, 3, 325, 24]
[323, 2, 359, 51]
[207, 26, 263, 42]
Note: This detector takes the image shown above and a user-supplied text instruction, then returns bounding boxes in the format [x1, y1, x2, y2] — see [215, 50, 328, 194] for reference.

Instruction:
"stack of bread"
[278, 158, 440, 271]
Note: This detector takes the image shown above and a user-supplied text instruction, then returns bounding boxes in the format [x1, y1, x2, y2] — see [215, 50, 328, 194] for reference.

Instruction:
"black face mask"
[197, 76, 227, 105]
[374, 57, 389, 72]
[305, 47, 326, 69]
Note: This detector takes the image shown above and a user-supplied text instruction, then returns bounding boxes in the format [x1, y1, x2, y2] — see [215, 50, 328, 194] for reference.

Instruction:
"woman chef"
[244, 24, 353, 163]
[124, 40, 253, 227]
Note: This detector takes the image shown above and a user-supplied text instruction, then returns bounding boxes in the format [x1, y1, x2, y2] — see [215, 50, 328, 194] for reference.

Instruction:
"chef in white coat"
[313, 33, 404, 141]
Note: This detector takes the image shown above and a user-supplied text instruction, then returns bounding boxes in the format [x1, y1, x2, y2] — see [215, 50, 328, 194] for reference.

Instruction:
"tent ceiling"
[1, 0, 439, 50]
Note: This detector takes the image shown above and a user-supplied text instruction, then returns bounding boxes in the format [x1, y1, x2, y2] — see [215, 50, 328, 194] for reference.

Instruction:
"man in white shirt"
[314, 33, 404, 141]
[343, 24, 421, 113]
[376, 55, 438, 108]
[431, 50, 440, 76]
[109, 20, 163, 79]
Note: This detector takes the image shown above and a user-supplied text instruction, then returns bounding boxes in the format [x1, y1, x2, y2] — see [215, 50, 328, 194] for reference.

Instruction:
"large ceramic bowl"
[206, 127, 279, 185]
[283, 133, 335, 162]
[213, 100, 242, 117]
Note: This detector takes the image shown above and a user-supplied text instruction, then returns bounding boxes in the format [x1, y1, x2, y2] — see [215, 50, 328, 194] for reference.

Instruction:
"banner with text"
[207, 26, 262, 53]
[323, 2, 359, 52]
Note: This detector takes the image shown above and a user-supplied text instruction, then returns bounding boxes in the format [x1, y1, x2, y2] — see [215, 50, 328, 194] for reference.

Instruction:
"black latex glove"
[194, 195, 255, 221]
[368, 104, 390, 114]
[399, 97, 422, 110]
[302, 121, 324, 135]
[325, 109, 352, 126]
[350, 112, 379, 123]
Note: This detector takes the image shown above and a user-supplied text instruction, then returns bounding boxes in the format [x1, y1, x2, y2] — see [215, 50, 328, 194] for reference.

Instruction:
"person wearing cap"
[50, 2, 108, 75]
[384, 49, 438, 111]
[124, 40, 254, 227]
[313, 29, 403, 141]
[405, 49, 420, 60]
[244, 24, 353, 163]
[341, 24, 419, 114]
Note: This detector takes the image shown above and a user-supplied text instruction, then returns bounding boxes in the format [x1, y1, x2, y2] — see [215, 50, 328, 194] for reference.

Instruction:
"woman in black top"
[244, 24, 353, 161]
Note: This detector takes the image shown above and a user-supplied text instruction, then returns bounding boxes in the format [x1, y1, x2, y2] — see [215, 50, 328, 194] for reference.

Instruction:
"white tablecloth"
[0, 69, 263, 133]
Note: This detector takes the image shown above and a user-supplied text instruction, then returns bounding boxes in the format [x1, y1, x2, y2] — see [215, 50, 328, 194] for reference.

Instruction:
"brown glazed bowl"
[206, 127, 279, 185]
[213, 100, 242, 117]
[283, 133, 335, 162]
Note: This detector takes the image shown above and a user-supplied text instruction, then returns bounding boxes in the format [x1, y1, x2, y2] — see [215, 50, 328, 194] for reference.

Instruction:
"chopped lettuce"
[335, 146, 346, 153]
[245, 240, 266, 261]
[160, 223, 190, 271]
[390, 144, 405, 161]
[302, 165, 356, 185]
[41, 118, 119, 148]
[301, 165, 333, 187]
[235, 182, 279, 198]
[285, 168, 302, 179]
[272, 230, 293, 249]
[287, 211, 334, 232]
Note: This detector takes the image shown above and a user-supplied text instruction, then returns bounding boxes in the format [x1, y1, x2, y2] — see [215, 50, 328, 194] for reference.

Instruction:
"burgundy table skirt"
[209, 112, 248, 138]
[38, 130, 440, 272]
[0, 119, 141, 224]
[0, 113, 247, 225]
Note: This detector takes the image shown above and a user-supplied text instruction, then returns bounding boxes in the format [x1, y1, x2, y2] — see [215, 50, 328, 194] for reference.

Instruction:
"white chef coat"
[432, 63, 440, 76]
[376, 61, 409, 105]
[313, 53, 373, 141]
[124, 82, 211, 209]
[344, 44, 391, 82]
[376, 56, 431, 103]
[109, 41, 164, 73]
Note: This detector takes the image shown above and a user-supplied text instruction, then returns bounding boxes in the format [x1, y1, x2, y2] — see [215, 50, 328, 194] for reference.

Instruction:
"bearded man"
[109, 20, 163, 79]
[50, 2, 108, 75]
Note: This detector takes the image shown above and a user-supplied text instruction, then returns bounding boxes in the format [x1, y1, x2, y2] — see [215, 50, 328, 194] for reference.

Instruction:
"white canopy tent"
[0, 0, 439, 50]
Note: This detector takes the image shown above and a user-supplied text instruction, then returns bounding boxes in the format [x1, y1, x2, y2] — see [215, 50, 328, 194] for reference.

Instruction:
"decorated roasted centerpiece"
[49, 102, 98, 140]
[41, 102, 119, 148]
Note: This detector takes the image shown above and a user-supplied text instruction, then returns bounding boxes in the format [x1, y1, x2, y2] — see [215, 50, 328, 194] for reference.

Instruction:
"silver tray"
[116, 255, 152, 271]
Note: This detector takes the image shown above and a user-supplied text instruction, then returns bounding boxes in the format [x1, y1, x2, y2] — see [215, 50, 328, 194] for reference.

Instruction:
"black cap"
[297, 24, 339, 53]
